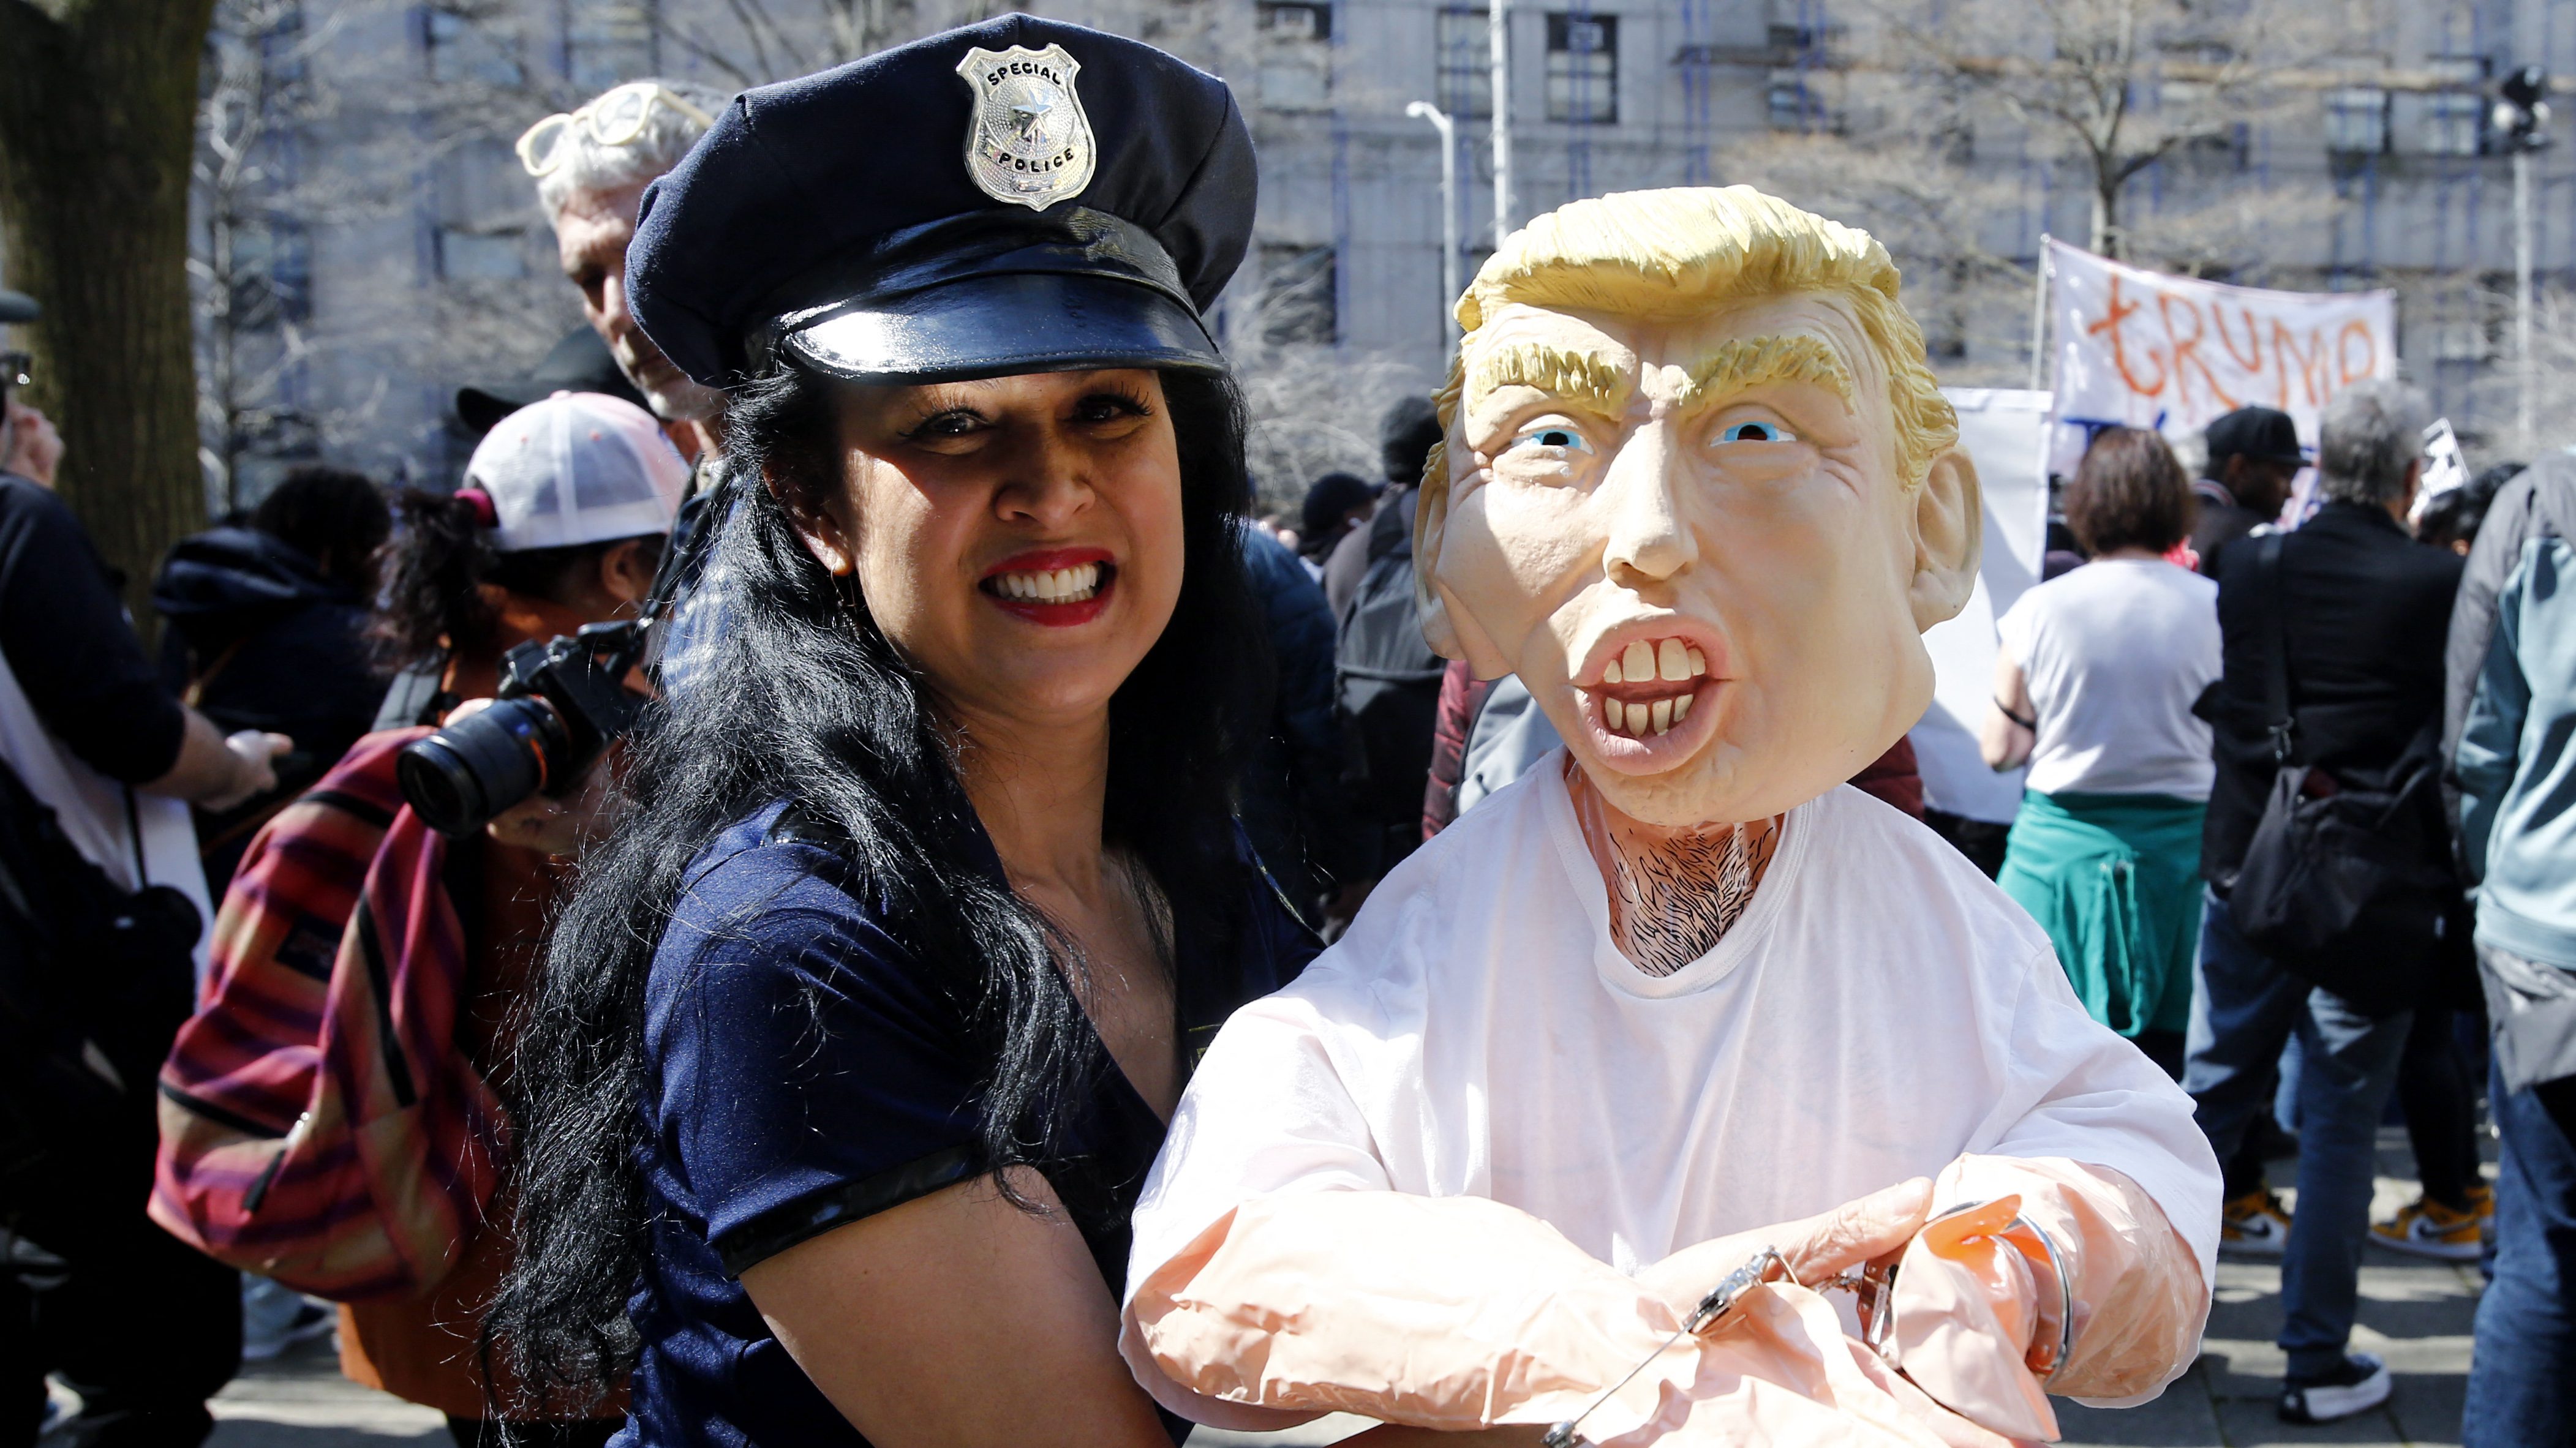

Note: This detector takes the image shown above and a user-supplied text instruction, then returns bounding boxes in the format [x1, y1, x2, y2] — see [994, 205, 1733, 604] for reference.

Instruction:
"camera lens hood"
[397, 698, 560, 836]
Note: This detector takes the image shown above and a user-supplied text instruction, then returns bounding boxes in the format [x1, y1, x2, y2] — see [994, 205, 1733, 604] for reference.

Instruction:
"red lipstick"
[981, 547, 1116, 627]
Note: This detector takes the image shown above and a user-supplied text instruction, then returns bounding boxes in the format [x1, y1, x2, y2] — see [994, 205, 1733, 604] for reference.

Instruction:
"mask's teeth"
[1658, 639, 1691, 682]
[1621, 640, 1654, 682]
[1651, 697, 1673, 735]
[1673, 691, 1694, 723]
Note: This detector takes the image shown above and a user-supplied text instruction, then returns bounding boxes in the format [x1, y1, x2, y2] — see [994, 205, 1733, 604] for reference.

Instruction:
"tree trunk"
[0, 0, 219, 638]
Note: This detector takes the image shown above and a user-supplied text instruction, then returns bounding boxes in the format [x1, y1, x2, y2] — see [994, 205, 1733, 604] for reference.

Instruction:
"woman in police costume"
[487, 18, 1316, 1446]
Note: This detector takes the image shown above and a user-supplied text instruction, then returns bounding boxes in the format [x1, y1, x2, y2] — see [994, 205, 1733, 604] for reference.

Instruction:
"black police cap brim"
[781, 271, 1222, 385]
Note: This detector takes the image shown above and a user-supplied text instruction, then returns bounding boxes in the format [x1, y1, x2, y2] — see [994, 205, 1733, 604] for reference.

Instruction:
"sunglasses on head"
[517, 82, 717, 178]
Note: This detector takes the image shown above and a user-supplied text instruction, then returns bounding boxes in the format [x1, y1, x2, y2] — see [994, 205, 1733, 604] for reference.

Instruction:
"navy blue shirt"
[620, 801, 1316, 1448]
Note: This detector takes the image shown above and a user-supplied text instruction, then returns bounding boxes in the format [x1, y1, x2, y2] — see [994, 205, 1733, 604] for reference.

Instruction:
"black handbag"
[0, 758, 200, 1232]
[2225, 533, 2454, 1018]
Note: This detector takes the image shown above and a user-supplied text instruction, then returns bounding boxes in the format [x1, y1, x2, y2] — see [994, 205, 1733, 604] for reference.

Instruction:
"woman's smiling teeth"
[1590, 637, 1706, 737]
[990, 562, 1104, 602]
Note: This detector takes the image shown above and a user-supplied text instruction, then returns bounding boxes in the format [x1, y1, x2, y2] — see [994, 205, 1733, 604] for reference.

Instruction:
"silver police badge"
[955, 43, 1097, 210]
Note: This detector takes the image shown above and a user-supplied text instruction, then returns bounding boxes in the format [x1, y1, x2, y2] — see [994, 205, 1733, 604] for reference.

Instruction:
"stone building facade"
[205, 0, 2576, 503]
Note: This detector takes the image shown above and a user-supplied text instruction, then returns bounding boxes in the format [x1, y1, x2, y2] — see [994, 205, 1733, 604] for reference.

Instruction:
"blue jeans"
[2463, 1056, 2576, 1446]
[2183, 888, 2412, 1379]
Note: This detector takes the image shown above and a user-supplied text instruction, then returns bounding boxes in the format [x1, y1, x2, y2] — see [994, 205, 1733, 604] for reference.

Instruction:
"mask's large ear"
[1415, 430, 1516, 679]
[1907, 444, 1981, 632]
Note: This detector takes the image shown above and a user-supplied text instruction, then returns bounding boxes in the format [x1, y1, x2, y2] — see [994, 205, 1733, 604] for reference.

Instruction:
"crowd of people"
[1978, 387, 2574, 1435]
[0, 15, 2566, 1448]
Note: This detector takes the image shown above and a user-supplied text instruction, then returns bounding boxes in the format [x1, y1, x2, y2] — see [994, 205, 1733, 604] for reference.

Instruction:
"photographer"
[1, 391, 285, 1444]
[347, 391, 680, 1444]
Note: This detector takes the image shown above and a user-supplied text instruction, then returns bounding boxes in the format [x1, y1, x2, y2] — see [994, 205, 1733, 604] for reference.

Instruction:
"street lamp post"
[1489, 0, 1513, 238]
[2496, 64, 2552, 449]
[1406, 100, 1462, 349]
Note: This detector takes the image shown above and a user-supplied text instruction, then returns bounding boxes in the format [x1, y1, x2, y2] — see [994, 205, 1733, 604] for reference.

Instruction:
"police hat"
[627, 13, 1254, 389]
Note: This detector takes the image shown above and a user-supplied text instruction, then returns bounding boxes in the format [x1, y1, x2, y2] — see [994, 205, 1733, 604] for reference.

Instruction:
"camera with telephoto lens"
[396, 620, 650, 837]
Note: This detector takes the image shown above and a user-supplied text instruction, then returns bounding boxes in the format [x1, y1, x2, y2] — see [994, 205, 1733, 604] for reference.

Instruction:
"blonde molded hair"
[1424, 186, 1957, 511]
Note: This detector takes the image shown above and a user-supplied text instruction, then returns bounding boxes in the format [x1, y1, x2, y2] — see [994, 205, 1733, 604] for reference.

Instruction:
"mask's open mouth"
[1584, 637, 1707, 737]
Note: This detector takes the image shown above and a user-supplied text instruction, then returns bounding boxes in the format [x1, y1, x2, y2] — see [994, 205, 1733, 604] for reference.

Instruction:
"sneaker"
[241, 1300, 335, 1362]
[2279, 1352, 2392, 1424]
[2220, 1189, 2293, 1259]
[2468, 1180, 2495, 1237]
[2372, 1194, 2484, 1261]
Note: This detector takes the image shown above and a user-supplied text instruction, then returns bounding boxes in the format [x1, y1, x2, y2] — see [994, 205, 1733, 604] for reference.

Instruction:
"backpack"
[0, 759, 200, 1234]
[149, 729, 504, 1300]
[1334, 493, 1447, 868]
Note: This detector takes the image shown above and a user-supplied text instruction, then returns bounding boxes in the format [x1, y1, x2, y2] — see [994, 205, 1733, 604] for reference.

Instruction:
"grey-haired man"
[519, 78, 734, 692]
[524, 79, 730, 433]
[2184, 379, 2464, 1425]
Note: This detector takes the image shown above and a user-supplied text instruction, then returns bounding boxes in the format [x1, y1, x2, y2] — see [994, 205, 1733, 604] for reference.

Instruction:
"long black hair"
[486, 364, 1266, 1401]
[370, 490, 666, 670]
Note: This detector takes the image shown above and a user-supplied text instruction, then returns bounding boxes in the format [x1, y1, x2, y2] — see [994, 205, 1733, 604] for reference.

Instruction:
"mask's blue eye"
[1719, 421, 1798, 445]
[1513, 424, 1592, 454]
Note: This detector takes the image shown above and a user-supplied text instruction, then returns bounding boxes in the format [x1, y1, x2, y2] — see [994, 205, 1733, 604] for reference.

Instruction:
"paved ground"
[189, 1130, 2484, 1448]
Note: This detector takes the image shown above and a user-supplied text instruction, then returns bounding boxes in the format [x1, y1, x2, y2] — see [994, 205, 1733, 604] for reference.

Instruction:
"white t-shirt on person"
[1122, 755, 2220, 1424]
[1993, 558, 2220, 798]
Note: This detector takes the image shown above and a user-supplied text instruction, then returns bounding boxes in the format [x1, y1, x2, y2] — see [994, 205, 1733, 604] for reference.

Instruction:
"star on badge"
[955, 42, 1098, 210]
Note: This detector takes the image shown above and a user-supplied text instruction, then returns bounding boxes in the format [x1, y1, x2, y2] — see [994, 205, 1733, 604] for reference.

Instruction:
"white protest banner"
[2044, 238, 2395, 478]
[1910, 389, 2051, 824]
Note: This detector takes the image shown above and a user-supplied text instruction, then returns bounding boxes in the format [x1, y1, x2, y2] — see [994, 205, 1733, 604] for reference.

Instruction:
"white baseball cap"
[461, 390, 689, 552]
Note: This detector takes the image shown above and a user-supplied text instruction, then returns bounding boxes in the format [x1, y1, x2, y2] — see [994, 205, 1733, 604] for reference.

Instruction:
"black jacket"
[152, 527, 384, 885]
[2203, 500, 2465, 886]
[0, 476, 185, 784]
[1235, 527, 1370, 914]
[2191, 478, 2267, 580]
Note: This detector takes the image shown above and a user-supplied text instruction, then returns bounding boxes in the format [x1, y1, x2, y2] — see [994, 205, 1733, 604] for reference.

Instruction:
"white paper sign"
[1910, 388, 2051, 824]
[2044, 238, 2395, 478]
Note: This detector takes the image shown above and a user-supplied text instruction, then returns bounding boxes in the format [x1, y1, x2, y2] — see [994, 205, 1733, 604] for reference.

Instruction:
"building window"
[1767, 68, 1817, 130]
[1260, 242, 1337, 346]
[437, 227, 527, 281]
[2324, 87, 2389, 156]
[1545, 12, 1616, 125]
[1436, 7, 1490, 119]
[223, 219, 315, 328]
[1257, 1, 1332, 111]
[2423, 92, 2485, 156]
[568, 1, 655, 92]
[424, 7, 524, 87]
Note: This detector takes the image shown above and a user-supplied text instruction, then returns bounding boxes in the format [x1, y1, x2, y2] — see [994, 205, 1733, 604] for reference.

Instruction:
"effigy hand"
[1877, 1155, 2206, 1439]
[1591, 1281, 2016, 1448]
[1633, 1178, 1933, 1324]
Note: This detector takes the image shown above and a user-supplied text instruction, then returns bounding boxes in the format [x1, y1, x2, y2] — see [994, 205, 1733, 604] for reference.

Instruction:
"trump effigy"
[1118, 187, 2221, 1446]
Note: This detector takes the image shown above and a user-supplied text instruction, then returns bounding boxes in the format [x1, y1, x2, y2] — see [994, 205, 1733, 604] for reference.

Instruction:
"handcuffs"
[1542, 1201, 2074, 1448]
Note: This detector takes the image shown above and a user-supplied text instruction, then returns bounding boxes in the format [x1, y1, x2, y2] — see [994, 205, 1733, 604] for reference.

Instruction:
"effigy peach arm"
[1880, 1155, 2212, 1439]
[1126, 1190, 1696, 1441]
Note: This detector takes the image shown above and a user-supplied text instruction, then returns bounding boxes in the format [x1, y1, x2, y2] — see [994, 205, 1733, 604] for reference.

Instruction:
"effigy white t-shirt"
[1124, 756, 2219, 1423]
[1993, 558, 2220, 798]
